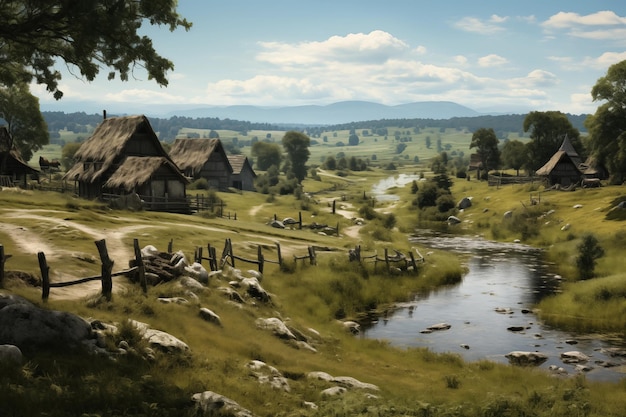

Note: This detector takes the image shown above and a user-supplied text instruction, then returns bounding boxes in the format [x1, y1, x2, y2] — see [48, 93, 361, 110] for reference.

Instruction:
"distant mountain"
[171, 101, 482, 125]
[41, 100, 482, 125]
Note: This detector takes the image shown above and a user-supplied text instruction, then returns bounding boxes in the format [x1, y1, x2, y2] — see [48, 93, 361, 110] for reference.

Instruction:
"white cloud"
[543, 11, 626, 29]
[453, 16, 507, 34]
[490, 15, 509, 24]
[478, 54, 509, 67]
[454, 55, 468, 66]
[582, 51, 626, 69]
[413, 45, 427, 55]
[104, 89, 188, 104]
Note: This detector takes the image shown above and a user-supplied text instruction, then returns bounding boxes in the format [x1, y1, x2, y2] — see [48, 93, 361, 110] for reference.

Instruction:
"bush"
[576, 234, 605, 280]
[188, 178, 209, 190]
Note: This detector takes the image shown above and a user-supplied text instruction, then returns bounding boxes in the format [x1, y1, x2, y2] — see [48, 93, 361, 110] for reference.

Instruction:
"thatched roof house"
[0, 126, 39, 187]
[64, 115, 189, 212]
[169, 138, 232, 191]
[535, 136, 583, 187]
[227, 155, 256, 191]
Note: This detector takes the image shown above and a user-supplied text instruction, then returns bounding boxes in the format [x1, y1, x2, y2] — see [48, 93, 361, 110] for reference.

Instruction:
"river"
[364, 176, 626, 382]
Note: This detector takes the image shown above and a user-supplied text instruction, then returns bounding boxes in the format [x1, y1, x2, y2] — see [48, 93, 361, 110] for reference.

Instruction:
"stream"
[363, 177, 626, 382]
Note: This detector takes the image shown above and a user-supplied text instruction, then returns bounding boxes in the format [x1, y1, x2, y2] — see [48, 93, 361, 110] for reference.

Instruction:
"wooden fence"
[488, 175, 542, 187]
[273, 211, 339, 236]
[195, 239, 284, 273]
[39, 239, 147, 301]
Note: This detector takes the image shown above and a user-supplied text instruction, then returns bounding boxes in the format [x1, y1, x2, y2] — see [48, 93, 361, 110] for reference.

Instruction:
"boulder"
[321, 387, 347, 397]
[129, 320, 189, 354]
[239, 277, 270, 302]
[503, 210, 513, 219]
[141, 245, 160, 258]
[505, 351, 548, 366]
[427, 323, 451, 331]
[270, 220, 285, 229]
[255, 317, 296, 340]
[184, 262, 209, 284]
[179, 276, 206, 292]
[246, 360, 290, 392]
[447, 216, 461, 225]
[0, 293, 93, 351]
[192, 391, 257, 417]
[458, 197, 472, 210]
[199, 308, 222, 326]
[341, 320, 360, 335]
[560, 351, 589, 363]
[0, 344, 23, 366]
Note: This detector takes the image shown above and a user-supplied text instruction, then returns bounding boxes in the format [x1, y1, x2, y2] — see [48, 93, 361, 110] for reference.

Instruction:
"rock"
[141, 245, 160, 258]
[129, 320, 189, 354]
[560, 351, 589, 363]
[184, 262, 209, 284]
[573, 204, 583, 209]
[561, 223, 571, 231]
[307, 371, 334, 382]
[0, 293, 93, 351]
[246, 270, 263, 282]
[218, 287, 245, 303]
[270, 219, 285, 229]
[457, 197, 472, 209]
[191, 391, 257, 417]
[565, 339, 578, 345]
[255, 318, 296, 340]
[341, 320, 361, 335]
[199, 308, 222, 326]
[601, 347, 626, 357]
[282, 217, 299, 225]
[447, 215, 461, 225]
[505, 351, 548, 366]
[303, 401, 318, 410]
[460, 344, 470, 350]
[321, 386, 347, 397]
[179, 276, 206, 292]
[507, 326, 525, 332]
[427, 323, 451, 331]
[333, 376, 379, 391]
[157, 297, 189, 304]
[495, 307, 513, 314]
[0, 344, 23, 366]
[503, 210, 513, 219]
[239, 277, 270, 302]
[246, 360, 290, 392]
[575, 364, 593, 372]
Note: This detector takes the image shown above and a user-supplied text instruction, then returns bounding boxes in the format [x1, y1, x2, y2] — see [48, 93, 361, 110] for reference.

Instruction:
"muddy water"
[362, 231, 626, 382]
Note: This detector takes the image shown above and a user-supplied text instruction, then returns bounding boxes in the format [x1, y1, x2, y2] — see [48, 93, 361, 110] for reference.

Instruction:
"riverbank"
[2, 174, 626, 416]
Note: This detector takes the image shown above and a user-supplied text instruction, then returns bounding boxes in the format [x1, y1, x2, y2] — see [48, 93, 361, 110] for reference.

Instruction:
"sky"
[34, 1, 626, 116]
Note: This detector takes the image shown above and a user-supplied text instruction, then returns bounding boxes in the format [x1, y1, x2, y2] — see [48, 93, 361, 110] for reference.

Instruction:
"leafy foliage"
[282, 131, 311, 183]
[523, 111, 582, 171]
[0, 0, 191, 99]
[576, 234, 605, 280]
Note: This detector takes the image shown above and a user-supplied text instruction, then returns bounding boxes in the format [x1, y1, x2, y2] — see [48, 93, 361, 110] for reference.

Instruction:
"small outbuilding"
[0, 126, 39, 188]
[227, 155, 256, 191]
[64, 115, 189, 212]
[535, 136, 583, 187]
[169, 138, 233, 191]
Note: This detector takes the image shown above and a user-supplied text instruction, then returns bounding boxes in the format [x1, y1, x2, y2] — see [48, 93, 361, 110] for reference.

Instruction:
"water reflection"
[362, 230, 626, 382]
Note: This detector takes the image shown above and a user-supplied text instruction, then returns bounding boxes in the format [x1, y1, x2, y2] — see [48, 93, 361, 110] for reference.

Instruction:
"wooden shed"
[0, 126, 39, 188]
[227, 155, 256, 191]
[169, 138, 232, 191]
[64, 115, 189, 212]
[535, 136, 583, 187]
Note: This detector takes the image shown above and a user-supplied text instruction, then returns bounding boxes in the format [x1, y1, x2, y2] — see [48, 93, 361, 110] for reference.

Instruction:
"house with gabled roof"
[535, 136, 583, 187]
[168, 138, 233, 191]
[0, 126, 39, 188]
[64, 115, 189, 212]
[227, 155, 256, 191]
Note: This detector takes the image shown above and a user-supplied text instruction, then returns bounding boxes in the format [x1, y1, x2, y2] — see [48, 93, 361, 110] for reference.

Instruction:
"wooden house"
[227, 155, 256, 191]
[64, 115, 189, 212]
[535, 136, 583, 187]
[169, 138, 232, 191]
[0, 126, 39, 188]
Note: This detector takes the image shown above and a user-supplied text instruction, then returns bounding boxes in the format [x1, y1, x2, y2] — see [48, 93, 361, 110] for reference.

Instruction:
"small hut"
[169, 138, 232, 190]
[227, 155, 256, 191]
[535, 136, 583, 187]
[64, 115, 189, 212]
[0, 126, 39, 188]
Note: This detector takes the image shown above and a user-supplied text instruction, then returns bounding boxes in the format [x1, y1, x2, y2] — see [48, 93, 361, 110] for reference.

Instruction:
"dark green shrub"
[576, 233, 605, 280]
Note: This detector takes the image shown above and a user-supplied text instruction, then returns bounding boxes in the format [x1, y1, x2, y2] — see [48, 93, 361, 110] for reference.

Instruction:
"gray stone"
[505, 351, 548, 366]
[321, 386, 347, 396]
[199, 307, 222, 326]
[0, 344, 23, 365]
[191, 391, 257, 417]
[458, 197, 472, 209]
[427, 322, 451, 331]
[129, 320, 190, 354]
[447, 215, 461, 225]
[184, 262, 209, 284]
[560, 351, 589, 363]
[255, 317, 296, 340]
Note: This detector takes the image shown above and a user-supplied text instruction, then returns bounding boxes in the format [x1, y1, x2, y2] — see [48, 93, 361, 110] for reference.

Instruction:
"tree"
[348, 133, 360, 146]
[0, 0, 191, 99]
[61, 142, 82, 171]
[470, 128, 501, 175]
[585, 60, 626, 183]
[576, 234, 605, 280]
[523, 111, 581, 171]
[501, 140, 528, 176]
[282, 131, 310, 183]
[0, 83, 48, 161]
[251, 141, 282, 171]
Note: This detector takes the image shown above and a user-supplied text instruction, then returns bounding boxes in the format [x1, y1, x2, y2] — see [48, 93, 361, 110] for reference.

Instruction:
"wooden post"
[38, 251, 50, 301]
[384, 248, 390, 272]
[308, 246, 317, 265]
[275, 242, 282, 267]
[0, 244, 9, 288]
[133, 239, 147, 294]
[332, 200, 336, 214]
[228, 238, 235, 268]
[95, 239, 114, 301]
[298, 211, 302, 229]
[336, 222, 340, 236]
[209, 245, 217, 271]
[167, 239, 173, 253]
[196, 246, 203, 264]
[257, 245, 264, 273]
[409, 252, 418, 274]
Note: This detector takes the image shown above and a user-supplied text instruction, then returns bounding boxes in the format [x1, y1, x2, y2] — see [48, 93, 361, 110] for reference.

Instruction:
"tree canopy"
[282, 131, 310, 183]
[469, 127, 501, 174]
[585, 60, 626, 183]
[0, 83, 48, 161]
[0, 0, 191, 99]
[251, 141, 282, 171]
[501, 139, 528, 176]
[523, 111, 582, 171]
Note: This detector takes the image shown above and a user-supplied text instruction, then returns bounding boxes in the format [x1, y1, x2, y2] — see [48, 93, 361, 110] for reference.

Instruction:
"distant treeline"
[42, 111, 590, 144]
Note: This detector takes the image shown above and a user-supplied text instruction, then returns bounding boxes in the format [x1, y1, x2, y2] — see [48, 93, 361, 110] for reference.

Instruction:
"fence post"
[332, 200, 336, 214]
[257, 245, 264, 273]
[196, 246, 203, 264]
[228, 239, 235, 268]
[95, 239, 114, 301]
[0, 244, 8, 288]
[168, 239, 173, 253]
[38, 251, 50, 301]
[298, 211, 302, 230]
[209, 245, 217, 271]
[133, 239, 147, 294]
[275, 242, 282, 267]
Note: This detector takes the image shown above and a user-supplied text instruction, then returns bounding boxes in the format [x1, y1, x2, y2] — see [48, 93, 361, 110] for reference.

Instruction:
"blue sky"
[35, 1, 626, 115]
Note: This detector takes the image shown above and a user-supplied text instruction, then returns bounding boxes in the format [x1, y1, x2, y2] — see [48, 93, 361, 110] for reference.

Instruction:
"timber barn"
[535, 136, 583, 187]
[0, 126, 39, 188]
[227, 154, 256, 191]
[169, 138, 233, 191]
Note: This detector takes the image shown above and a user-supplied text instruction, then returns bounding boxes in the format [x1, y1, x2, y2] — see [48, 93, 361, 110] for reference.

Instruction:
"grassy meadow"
[2, 159, 626, 416]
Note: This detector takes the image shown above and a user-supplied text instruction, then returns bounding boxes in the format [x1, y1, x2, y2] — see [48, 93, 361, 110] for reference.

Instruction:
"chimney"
[103, 110, 107, 120]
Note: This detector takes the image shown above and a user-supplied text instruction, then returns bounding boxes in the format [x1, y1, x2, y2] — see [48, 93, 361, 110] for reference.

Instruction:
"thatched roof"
[227, 155, 256, 176]
[104, 156, 188, 191]
[169, 138, 231, 176]
[0, 126, 39, 174]
[536, 136, 583, 176]
[64, 115, 168, 182]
